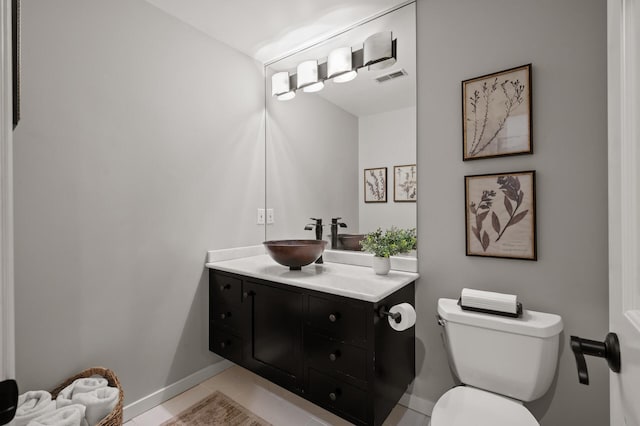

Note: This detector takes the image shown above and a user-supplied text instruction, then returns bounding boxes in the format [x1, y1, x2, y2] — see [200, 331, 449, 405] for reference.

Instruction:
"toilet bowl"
[430, 298, 563, 426]
[429, 386, 538, 426]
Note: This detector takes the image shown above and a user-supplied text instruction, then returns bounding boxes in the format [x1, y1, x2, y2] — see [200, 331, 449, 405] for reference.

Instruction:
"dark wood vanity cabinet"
[209, 270, 416, 426]
[243, 280, 304, 391]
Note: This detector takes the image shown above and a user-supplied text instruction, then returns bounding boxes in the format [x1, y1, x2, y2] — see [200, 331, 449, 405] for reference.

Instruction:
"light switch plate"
[257, 208, 265, 225]
[266, 208, 274, 224]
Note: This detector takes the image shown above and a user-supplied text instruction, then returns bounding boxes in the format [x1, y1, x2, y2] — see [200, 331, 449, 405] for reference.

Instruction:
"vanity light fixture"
[363, 31, 396, 70]
[327, 47, 357, 83]
[271, 71, 296, 100]
[271, 31, 397, 101]
[297, 60, 324, 93]
[277, 91, 296, 101]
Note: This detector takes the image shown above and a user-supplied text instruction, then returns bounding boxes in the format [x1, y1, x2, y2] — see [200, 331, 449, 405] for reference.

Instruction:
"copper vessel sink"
[263, 240, 328, 270]
[337, 234, 366, 251]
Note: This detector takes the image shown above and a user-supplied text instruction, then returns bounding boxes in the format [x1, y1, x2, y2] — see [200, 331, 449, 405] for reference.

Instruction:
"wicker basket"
[50, 367, 124, 426]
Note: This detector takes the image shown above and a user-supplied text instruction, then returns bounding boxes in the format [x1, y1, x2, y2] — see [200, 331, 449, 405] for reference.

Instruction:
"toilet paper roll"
[388, 303, 416, 331]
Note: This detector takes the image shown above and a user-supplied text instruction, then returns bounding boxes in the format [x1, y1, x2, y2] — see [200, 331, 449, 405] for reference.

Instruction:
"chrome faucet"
[330, 217, 347, 250]
[305, 218, 324, 264]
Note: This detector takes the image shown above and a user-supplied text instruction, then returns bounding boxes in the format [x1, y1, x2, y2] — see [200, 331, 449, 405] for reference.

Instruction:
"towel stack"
[460, 288, 519, 315]
[14, 376, 118, 426]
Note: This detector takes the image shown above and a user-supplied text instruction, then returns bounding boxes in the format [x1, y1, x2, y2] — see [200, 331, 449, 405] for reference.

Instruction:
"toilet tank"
[437, 298, 563, 402]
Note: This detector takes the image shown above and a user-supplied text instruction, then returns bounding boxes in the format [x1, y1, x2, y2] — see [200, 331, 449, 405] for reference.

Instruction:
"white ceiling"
[144, 0, 407, 63]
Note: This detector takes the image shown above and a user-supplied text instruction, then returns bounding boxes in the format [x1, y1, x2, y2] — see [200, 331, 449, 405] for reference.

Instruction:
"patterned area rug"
[161, 391, 272, 426]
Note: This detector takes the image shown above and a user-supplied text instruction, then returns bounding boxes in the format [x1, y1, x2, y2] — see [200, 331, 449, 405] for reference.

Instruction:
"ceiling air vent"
[374, 69, 408, 83]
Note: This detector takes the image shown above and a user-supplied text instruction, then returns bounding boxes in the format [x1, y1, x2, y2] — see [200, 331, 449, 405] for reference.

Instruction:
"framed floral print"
[465, 170, 536, 260]
[12, 0, 20, 128]
[462, 64, 532, 160]
[364, 167, 387, 203]
[394, 164, 417, 202]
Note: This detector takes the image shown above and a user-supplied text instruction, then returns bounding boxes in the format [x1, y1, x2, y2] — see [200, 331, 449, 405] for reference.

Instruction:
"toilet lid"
[430, 386, 539, 426]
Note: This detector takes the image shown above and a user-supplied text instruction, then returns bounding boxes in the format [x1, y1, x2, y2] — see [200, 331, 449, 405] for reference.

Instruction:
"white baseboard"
[398, 392, 436, 417]
[123, 360, 234, 422]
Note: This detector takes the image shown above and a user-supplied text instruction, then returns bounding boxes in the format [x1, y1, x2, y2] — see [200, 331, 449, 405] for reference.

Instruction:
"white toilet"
[429, 298, 563, 426]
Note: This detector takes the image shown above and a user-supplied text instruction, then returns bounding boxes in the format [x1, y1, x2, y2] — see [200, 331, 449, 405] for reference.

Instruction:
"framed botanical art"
[12, 0, 20, 128]
[364, 167, 387, 203]
[394, 164, 417, 202]
[465, 171, 536, 260]
[462, 64, 532, 161]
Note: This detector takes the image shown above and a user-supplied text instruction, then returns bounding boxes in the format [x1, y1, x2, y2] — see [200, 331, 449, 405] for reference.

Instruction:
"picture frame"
[462, 64, 532, 161]
[465, 170, 536, 260]
[393, 164, 417, 202]
[12, 0, 20, 128]
[364, 167, 387, 203]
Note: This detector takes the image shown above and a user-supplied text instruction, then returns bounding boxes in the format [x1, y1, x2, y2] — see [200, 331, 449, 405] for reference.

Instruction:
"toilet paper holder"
[378, 306, 402, 323]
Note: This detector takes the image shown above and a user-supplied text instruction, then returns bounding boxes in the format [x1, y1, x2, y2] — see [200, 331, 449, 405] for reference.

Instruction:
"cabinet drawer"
[307, 295, 366, 344]
[211, 272, 242, 306]
[305, 332, 367, 381]
[308, 369, 367, 423]
[211, 302, 242, 332]
[209, 326, 242, 364]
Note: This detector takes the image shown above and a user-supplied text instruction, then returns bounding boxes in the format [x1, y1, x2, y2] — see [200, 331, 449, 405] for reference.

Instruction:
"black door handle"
[0, 379, 18, 425]
[570, 332, 621, 385]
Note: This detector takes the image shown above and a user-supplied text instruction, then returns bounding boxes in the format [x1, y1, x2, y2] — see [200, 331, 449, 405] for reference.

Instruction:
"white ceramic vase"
[372, 256, 391, 275]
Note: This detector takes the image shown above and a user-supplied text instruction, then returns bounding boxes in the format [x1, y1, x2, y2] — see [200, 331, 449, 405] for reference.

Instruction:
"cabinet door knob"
[328, 313, 340, 323]
[220, 312, 231, 320]
[219, 283, 231, 291]
[220, 340, 231, 349]
[328, 350, 341, 362]
[329, 389, 341, 401]
[243, 291, 254, 299]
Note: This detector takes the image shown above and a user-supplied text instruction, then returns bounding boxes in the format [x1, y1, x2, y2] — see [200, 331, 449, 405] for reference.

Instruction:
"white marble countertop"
[205, 254, 418, 303]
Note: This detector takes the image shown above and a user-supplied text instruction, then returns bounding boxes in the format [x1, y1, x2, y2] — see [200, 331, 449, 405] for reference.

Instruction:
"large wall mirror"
[265, 3, 416, 255]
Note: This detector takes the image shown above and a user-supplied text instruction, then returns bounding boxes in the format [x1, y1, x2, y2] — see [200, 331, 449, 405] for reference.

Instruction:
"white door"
[608, 0, 640, 425]
[0, 0, 15, 383]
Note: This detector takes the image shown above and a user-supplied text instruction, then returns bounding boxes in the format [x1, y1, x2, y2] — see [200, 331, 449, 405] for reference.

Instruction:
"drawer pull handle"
[328, 351, 341, 362]
[219, 284, 231, 291]
[220, 312, 231, 320]
[329, 389, 341, 401]
[220, 340, 231, 349]
[328, 313, 340, 323]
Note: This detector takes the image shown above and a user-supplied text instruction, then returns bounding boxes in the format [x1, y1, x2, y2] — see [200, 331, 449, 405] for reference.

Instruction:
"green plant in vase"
[360, 227, 417, 274]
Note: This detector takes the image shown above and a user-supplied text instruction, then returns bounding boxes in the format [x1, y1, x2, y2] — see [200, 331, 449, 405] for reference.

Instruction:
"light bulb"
[333, 70, 357, 83]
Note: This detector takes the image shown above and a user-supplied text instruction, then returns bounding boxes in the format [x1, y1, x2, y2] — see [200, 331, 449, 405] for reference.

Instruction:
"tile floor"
[125, 365, 429, 425]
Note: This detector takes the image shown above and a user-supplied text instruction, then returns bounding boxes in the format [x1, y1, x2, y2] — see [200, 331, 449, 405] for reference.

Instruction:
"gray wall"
[13, 0, 264, 404]
[415, 0, 609, 425]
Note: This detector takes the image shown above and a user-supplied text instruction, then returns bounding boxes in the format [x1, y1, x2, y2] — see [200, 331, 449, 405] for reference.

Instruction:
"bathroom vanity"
[206, 255, 417, 426]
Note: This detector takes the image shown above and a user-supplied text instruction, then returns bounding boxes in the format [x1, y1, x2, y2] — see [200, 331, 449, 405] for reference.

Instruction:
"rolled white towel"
[71, 387, 118, 426]
[55, 377, 108, 409]
[15, 391, 56, 426]
[461, 288, 518, 314]
[27, 404, 88, 426]
[73, 377, 108, 396]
